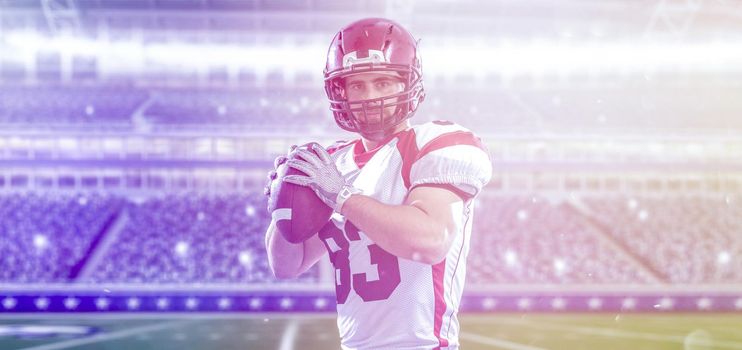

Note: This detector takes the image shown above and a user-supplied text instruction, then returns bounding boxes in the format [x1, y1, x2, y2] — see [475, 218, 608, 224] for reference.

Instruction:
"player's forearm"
[264, 220, 304, 279]
[339, 194, 451, 264]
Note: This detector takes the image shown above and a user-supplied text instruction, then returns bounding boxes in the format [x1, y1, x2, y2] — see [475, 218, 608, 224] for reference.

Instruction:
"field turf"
[1, 313, 740, 349]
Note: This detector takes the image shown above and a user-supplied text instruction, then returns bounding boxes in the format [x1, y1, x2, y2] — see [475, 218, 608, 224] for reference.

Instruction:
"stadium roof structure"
[1, 0, 739, 37]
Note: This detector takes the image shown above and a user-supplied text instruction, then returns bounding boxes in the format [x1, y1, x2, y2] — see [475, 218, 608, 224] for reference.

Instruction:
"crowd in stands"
[86, 192, 319, 284]
[1, 191, 738, 286]
[0, 193, 123, 282]
[0, 86, 147, 125]
[144, 88, 333, 131]
[583, 194, 742, 284]
[0, 86, 333, 131]
[467, 194, 658, 284]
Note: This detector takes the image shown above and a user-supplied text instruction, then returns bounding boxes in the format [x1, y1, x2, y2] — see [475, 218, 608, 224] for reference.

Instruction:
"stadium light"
[313, 297, 328, 310]
[696, 298, 713, 310]
[6, 31, 742, 78]
[57, 138, 78, 151]
[717, 251, 731, 265]
[516, 209, 528, 221]
[249, 297, 263, 310]
[32, 234, 49, 250]
[481, 298, 497, 310]
[156, 297, 170, 310]
[94, 297, 110, 310]
[621, 297, 637, 310]
[245, 205, 256, 217]
[2, 297, 17, 310]
[551, 297, 567, 310]
[637, 210, 649, 221]
[279, 297, 294, 310]
[656, 297, 675, 310]
[127, 297, 141, 310]
[238, 250, 253, 268]
[63, 297, 80, 310]
[175, 241, 189, 257]
[34, 297, 50, 310]
[553, 258, 567, 274]
[587, 297, 603, 310]
[504, 250, 518, 266]
[627, 198, 638, 210]
[218, 297, 232, 310]
[517, 297, 532, 310]
[185, 297, 199, 310]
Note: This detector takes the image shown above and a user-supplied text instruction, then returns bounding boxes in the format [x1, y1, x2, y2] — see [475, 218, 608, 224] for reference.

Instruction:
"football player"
[265, 18, 492, 350]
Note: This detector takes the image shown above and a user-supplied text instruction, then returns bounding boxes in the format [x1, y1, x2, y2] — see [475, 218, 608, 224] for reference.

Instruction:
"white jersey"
[319, 121, 492, 350]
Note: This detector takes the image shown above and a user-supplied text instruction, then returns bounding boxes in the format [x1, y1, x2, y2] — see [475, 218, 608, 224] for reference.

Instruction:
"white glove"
[284, 142, 360, 212]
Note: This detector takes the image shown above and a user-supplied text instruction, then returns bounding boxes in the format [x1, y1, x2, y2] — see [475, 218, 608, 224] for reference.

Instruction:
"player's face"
[343, 72, 405, 126]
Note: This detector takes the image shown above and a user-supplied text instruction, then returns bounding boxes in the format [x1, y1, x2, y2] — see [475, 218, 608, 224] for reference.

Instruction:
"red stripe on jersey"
[417, 130, 486, 162]
[352, 140, 374, 169]
[327, 140, 356, 155]
[395, 128, 419, 188]
[353, 129, 415, 169]
[432, 259, 449, 349]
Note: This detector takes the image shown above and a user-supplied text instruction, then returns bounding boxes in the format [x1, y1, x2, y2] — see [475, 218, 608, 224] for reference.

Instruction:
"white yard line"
[279, 319, 299, 350]
[460, 332, 550, 350]
[16, 320, 188, 350]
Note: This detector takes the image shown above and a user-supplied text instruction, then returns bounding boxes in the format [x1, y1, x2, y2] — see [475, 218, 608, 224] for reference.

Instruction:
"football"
[267, 154, 333, 243]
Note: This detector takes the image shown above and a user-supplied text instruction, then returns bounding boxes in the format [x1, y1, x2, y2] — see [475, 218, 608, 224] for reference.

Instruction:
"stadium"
[0, 0, 741, 349]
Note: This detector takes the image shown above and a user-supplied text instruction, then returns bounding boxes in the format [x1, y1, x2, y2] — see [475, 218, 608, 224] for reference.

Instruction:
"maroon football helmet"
[324, 18, 426, 136]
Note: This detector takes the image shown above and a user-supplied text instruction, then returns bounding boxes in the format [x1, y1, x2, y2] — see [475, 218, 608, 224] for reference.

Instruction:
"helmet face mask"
[324, 18, 426, 137]
[326, 66, 423, 135]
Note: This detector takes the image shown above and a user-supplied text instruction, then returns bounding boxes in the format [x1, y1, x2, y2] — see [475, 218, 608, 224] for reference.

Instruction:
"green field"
[1, 313, 741, 349]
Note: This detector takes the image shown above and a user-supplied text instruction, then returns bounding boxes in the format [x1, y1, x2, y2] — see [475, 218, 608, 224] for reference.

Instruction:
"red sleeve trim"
[411, 183, 472, 202]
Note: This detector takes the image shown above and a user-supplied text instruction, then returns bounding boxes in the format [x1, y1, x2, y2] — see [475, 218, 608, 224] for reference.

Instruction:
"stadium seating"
[1, 192, 739, 285]
[582, 194, 742, 284]
[0, 193, 124, 282]
[467, 194, 657, 284]
[0, 85, 148, 125]
[5, 84, 740, 133]
[86, 192, 320, 284]
[142, 87, 334, 131]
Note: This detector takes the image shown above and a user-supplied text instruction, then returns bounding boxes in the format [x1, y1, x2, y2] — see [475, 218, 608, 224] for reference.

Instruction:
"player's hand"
[283, 142, 354, 212]
[263, 145, 296, 212]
